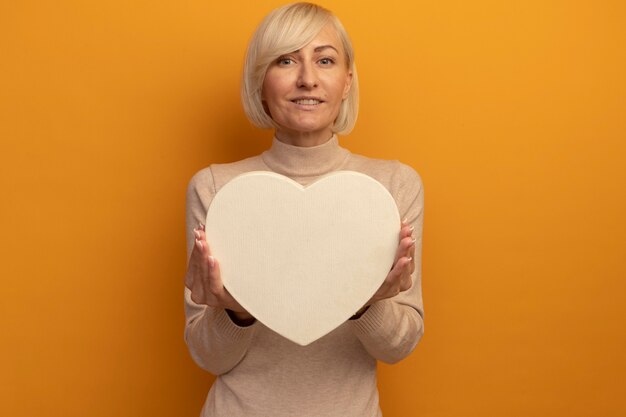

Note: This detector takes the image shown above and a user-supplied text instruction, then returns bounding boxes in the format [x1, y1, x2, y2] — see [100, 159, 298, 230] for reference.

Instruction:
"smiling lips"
[291, 98, 324, 106]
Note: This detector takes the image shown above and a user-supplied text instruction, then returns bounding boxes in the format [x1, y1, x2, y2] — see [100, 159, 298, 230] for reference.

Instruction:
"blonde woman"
[184, 3, 424, 416]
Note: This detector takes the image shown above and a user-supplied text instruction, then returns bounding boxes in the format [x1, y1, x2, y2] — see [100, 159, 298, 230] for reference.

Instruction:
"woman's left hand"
[353, 220, 415, 317]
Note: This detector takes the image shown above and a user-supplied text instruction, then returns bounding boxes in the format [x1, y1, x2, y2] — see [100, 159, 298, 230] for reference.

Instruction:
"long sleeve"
[182, 139, 425, 417]
[183, 167, 258, 375]
[349, 164, 425, 364]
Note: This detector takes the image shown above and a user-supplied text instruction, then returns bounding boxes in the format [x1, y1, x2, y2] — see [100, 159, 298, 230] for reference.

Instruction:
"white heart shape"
[206, 171, 400, 345]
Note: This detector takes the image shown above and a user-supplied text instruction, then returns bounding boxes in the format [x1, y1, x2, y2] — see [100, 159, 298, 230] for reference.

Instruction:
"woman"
[184, 3, 424, 416]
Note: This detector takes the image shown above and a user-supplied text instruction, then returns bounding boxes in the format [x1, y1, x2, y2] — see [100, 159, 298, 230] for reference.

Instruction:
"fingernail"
[199, 223, 205, 231]
[409, 225, 414, 233]
[402, 217, 408, 224]
[195, 239, 203, 250]
[208, 256, 215, 269]
[194, 229, 201, 239]
[407, 256, 413, 262]
[410, 238, 417, 245]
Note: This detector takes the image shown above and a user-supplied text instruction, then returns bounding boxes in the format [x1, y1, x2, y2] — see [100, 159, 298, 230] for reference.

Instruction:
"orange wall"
[1, 1, 625, 416]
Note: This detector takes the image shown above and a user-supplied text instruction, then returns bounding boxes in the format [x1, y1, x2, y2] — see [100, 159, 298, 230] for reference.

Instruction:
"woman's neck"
[261, 134, 350, 181]
[274, 128, 334, 147]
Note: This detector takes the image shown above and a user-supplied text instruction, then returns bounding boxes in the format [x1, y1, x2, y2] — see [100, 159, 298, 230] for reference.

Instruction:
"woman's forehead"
[298, 23, 343, 53]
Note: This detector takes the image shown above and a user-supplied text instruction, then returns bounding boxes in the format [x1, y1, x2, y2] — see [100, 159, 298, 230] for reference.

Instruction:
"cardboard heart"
[205, 171, 400, 345]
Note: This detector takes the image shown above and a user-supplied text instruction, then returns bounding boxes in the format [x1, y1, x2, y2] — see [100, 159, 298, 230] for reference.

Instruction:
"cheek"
[326, 73, 350, 99]
[262, 71, 289, 101]
[261, 74, 275, 101]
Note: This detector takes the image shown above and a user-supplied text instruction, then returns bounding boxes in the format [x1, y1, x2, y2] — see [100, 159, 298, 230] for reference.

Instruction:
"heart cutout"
[205, 171, 400, 345]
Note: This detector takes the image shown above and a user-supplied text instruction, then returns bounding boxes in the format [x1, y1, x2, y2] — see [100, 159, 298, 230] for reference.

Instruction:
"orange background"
[1, 1, 625, 416]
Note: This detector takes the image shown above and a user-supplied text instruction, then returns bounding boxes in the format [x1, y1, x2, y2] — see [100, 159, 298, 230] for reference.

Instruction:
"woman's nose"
[297, 62, 318, 89]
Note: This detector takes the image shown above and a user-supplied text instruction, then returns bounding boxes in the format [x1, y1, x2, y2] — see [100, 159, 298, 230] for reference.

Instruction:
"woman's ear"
[343, 70, 353, 100]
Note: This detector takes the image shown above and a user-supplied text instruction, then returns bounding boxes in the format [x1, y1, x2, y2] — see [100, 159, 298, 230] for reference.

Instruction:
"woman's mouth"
[292, 98, 323, 105]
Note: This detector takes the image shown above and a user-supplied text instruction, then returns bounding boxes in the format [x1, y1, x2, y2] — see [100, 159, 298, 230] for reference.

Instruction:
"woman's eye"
[278, 57, 294, 65]
[319, 58, 335, 65]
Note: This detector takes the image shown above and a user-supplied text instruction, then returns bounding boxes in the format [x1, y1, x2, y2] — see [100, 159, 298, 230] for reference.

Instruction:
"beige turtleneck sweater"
[184, 136, 424, 417]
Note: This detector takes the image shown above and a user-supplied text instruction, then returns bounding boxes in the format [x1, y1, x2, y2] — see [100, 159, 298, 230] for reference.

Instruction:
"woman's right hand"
[185, 224, 254, 323]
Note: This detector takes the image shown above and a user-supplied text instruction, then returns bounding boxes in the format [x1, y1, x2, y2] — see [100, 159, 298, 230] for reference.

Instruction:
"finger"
[185, 238, 205, 289]
[401, 257, 413, 291]
[406, 235, 416, 254]
[393, 257, 413, 293]
[194, 237, 207, 260]
[405, 236, 416, 262]
[194, 237, 210, 283]
[409, 242, 416, 274]
[379, 255, 413, 300]
[399, 224, 412, 240]
[397, 236, 416, 262]
[207, 256, 224, 297]
[190, 266, 206, 304]
[193, 227, 209, 250]
[188, 239, 210, 304]
[393, 235, 411, 265]
[388, 255, 407, 283]
[391, 256, 412, 279]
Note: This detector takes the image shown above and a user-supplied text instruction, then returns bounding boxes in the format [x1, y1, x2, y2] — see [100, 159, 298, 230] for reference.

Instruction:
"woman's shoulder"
[346, 153, 423, 190]
[187, 155, 266, 194]
[344, 153, 423, 216]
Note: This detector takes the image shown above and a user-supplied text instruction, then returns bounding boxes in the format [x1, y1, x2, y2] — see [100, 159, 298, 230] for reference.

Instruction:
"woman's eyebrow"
[293, 45, 339, 54]
[314, 45, 339, 53]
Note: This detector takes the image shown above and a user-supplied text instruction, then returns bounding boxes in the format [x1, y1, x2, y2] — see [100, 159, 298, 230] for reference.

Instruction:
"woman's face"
[262, 23, 353, 146]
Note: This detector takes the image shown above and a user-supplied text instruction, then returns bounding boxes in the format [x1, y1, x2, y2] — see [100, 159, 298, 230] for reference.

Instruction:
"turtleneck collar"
[261, 135, 350, 179]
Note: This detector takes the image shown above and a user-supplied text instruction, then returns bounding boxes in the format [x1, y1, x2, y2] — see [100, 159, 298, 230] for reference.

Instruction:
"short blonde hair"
[241, 2, 359, 135]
